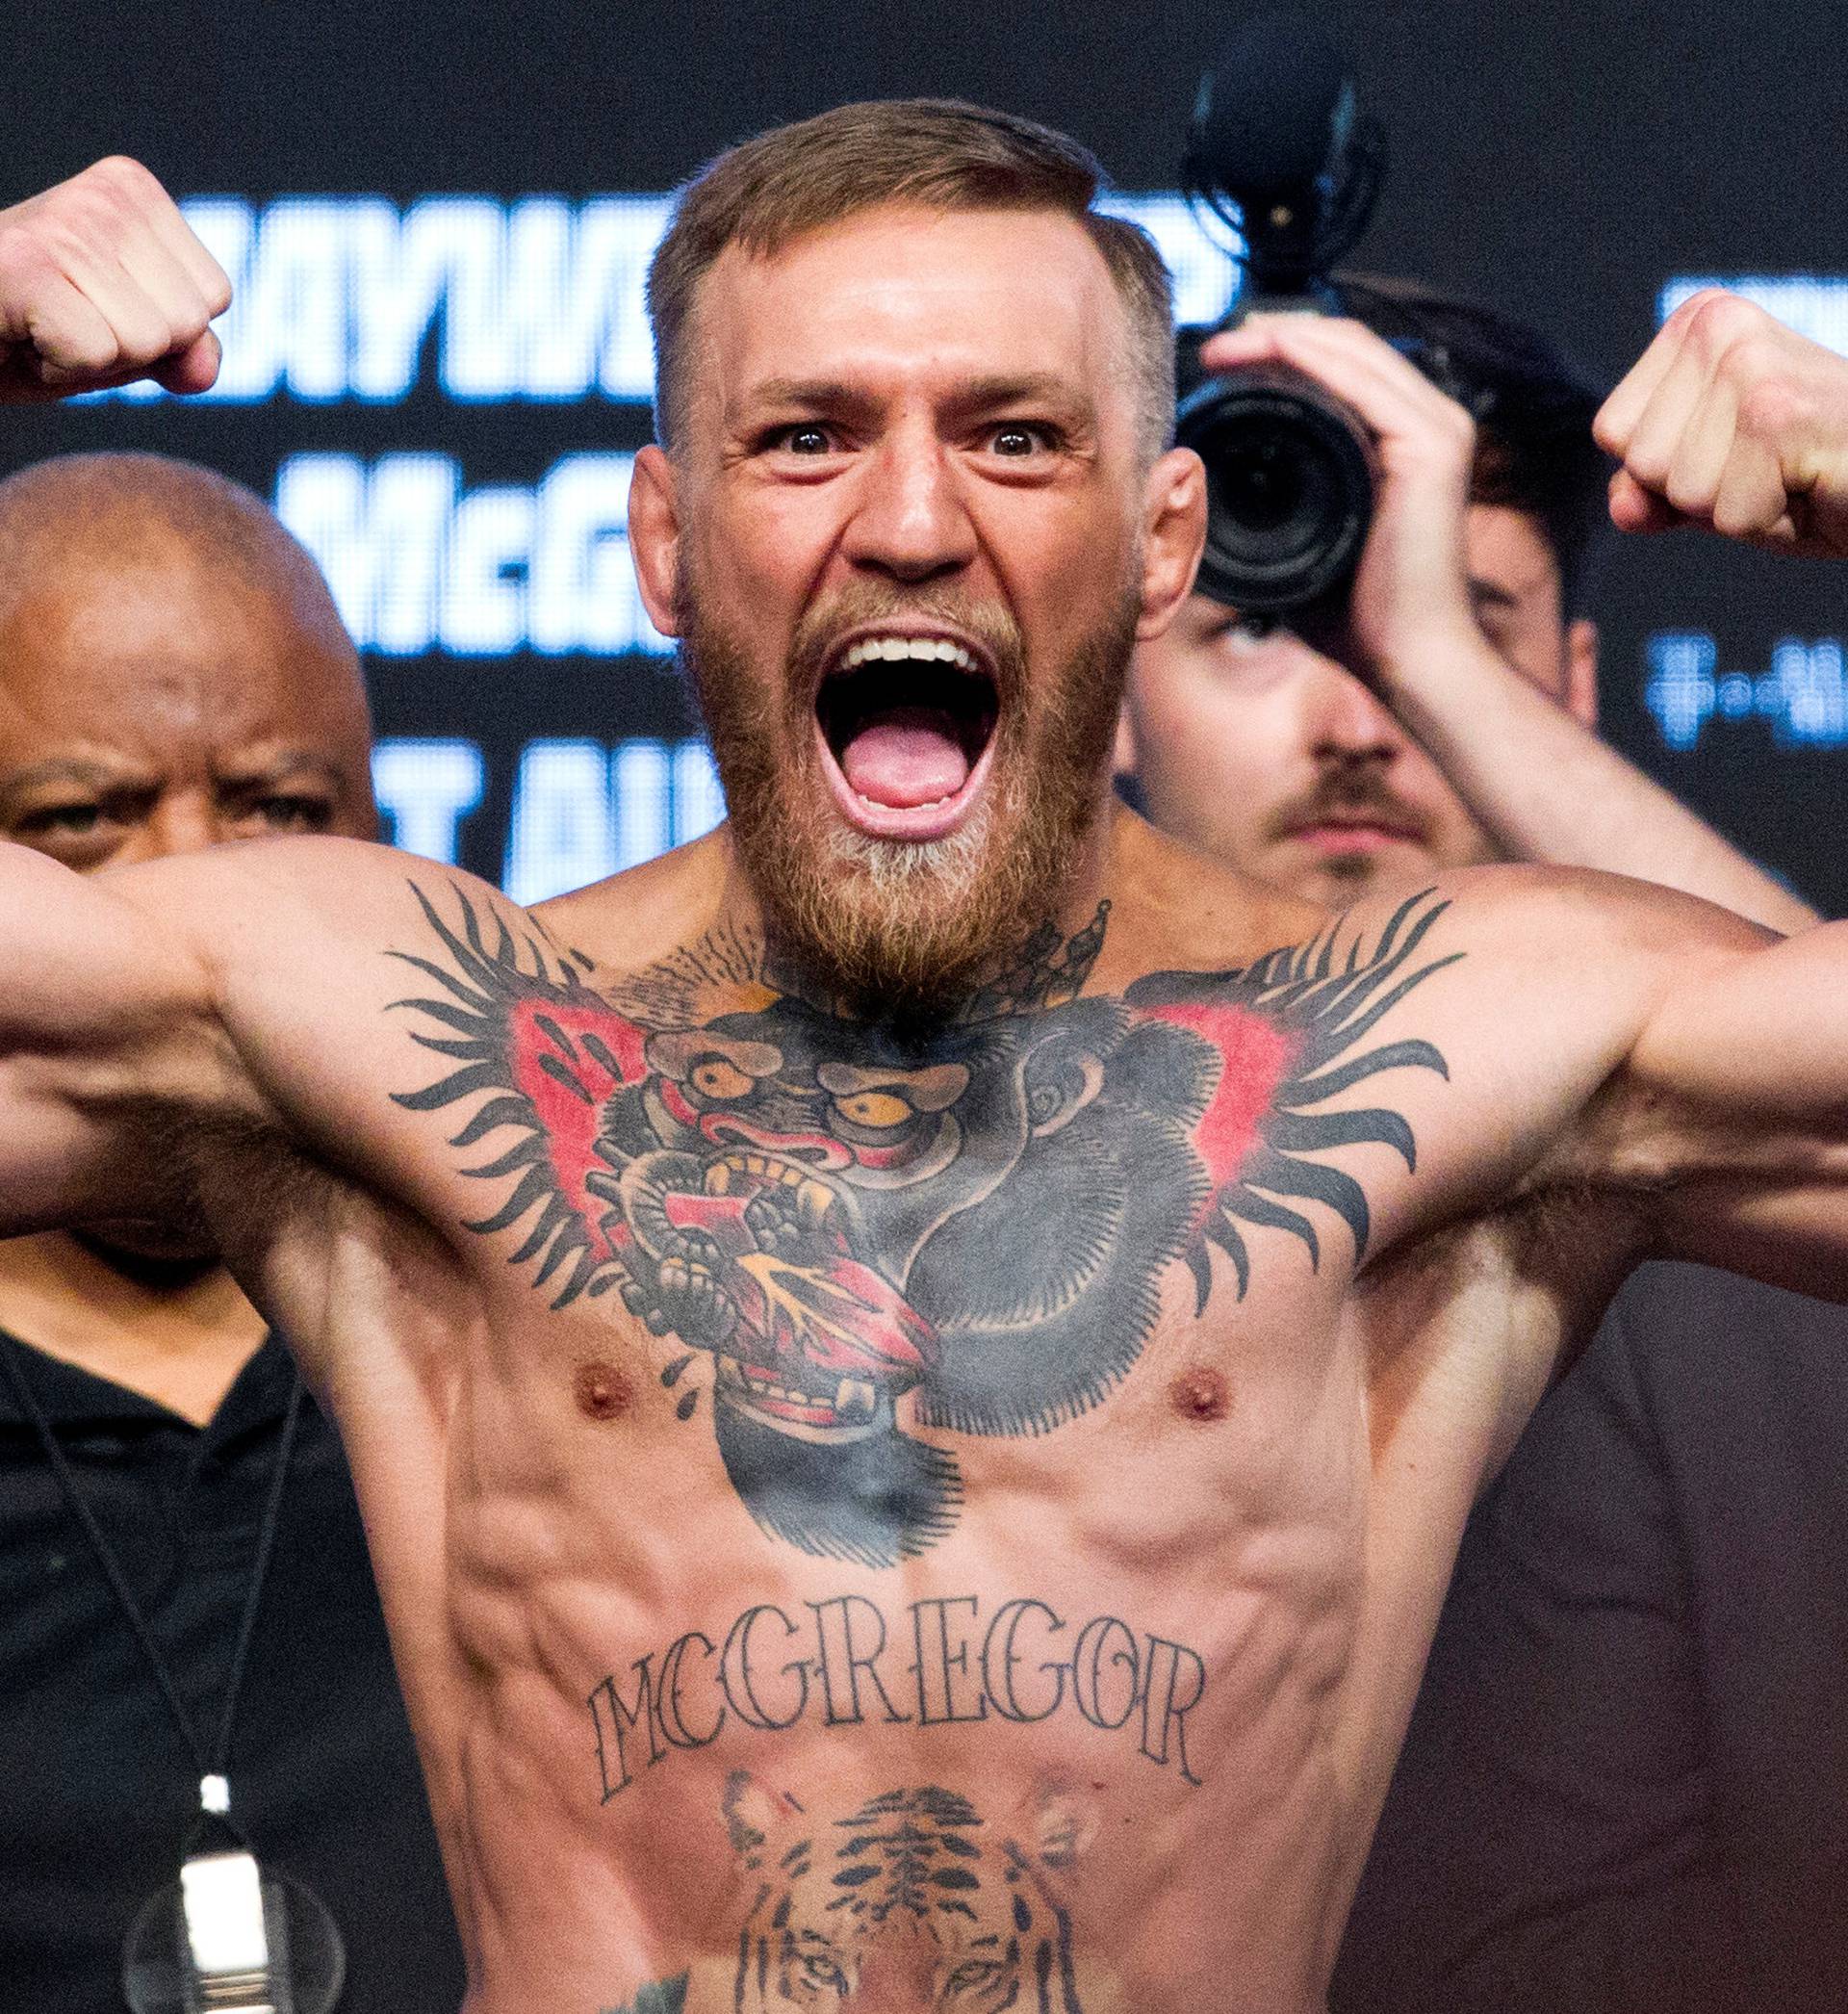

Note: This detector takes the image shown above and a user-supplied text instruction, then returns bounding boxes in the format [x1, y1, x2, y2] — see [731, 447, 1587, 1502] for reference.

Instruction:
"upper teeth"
[841, 637, 977, 671]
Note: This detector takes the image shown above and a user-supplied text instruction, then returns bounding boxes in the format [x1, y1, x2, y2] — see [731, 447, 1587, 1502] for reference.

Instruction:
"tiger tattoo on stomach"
[719, 1774, 1089, 2013]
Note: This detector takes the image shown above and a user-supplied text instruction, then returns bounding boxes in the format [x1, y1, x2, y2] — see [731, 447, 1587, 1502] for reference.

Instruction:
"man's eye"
[776, 426, 834, 455]
[18, 803, 104, 836]
[1226, 616, 1273, 649]
[247, 795, 334, 834]
[988, 424, 1051, 456]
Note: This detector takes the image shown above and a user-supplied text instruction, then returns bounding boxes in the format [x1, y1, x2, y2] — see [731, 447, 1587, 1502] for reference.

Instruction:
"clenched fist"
[1595, 290, 1848, 559]
[0, 158, 231, 402]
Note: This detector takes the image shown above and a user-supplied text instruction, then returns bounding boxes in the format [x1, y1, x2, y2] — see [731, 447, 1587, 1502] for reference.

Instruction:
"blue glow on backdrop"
[94, 193, 1237, 410]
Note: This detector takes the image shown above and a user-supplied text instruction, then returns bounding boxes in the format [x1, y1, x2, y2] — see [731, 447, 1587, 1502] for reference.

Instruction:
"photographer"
[1122, 279, 1815, 933]
[1122, 287, 1848, 2012]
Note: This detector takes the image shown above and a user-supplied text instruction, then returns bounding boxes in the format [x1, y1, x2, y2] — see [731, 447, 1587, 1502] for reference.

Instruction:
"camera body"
[1175, 16, 1390, 618]
[1176, 301, 1376, 617]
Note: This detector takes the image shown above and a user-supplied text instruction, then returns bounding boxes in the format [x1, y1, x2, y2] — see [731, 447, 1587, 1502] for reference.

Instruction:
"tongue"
[840, 708, 971, 809]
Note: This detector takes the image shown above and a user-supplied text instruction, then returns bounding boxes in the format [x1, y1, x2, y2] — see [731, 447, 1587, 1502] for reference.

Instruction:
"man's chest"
[368, 881, 1489, 1563]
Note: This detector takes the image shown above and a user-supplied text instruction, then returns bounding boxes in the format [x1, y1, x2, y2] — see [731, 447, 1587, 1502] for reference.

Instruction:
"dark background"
[5, 0, 1844, 905]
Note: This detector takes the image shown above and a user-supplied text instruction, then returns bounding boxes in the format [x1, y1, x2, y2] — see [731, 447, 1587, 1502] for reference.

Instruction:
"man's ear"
[1136, 446, 1207, 641]
[1563, 617, 1600, 728]
[629, 445, 684, 639]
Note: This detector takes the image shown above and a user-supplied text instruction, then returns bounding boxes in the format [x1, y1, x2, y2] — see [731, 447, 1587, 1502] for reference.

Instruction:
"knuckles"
[1678, 288, 1765, 355]
[87, 155, 166, 203]
[1735, 374, 1806, 445]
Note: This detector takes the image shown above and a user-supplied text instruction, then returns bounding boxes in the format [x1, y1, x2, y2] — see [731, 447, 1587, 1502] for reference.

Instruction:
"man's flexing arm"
[0, 164, 267, 1220]
[1590, 297, 1848, 1284]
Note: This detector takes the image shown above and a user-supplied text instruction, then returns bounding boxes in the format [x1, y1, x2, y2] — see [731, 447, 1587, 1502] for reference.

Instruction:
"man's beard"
[683, 579, 1137, 1022]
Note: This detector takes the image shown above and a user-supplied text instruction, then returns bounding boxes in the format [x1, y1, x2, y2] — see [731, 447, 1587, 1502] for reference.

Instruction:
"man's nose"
[841, 432, 979, 585]
[127, 790, 224, 862]
[1306, 658, 1408, 763]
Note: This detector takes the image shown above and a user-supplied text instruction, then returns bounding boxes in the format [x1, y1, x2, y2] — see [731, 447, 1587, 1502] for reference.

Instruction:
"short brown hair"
[647, 98, 1175, 460]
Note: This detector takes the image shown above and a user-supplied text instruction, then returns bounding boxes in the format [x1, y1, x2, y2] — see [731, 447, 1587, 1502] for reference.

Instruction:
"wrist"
[1357, 619, 1506, 708]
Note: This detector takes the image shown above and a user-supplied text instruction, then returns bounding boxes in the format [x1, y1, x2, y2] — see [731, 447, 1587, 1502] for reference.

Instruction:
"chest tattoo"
[390, 885, 1459, 1565]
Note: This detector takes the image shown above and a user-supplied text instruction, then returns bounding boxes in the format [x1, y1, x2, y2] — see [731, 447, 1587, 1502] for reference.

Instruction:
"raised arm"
[0, 162, 276, 1219]
[1583, 297, 1848, 1283]
[1198, 313, 1819, 934]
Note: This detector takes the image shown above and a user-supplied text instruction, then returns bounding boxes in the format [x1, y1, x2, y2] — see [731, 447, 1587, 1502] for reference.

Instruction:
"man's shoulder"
[1109, 832, 1744, 996]
[103, 832, 426, 938]
[1321, 862, 1774, 1016]
[1107, 812, 1766, 990]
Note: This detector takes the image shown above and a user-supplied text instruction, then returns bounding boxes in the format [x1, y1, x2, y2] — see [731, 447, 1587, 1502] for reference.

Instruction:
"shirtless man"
[2, 111, 1845, 2014]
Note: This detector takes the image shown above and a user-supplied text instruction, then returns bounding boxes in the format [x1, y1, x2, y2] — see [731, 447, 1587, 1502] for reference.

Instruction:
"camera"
[1173, 14, 1390, 617]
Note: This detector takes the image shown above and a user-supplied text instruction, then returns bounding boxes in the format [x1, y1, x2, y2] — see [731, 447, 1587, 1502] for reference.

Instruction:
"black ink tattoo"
[602, 1978, 686, 2014]
[392, 886, 1458, 1564]
[586, 1588, 1207, 1800]
[724, 1774, 1088, 2011]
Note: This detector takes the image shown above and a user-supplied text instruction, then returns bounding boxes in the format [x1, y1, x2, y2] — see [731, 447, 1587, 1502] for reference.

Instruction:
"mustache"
[1265, 763, 1433, 846]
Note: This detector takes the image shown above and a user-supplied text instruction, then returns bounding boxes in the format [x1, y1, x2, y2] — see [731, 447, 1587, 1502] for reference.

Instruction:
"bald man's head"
[0, 452, 376, 869]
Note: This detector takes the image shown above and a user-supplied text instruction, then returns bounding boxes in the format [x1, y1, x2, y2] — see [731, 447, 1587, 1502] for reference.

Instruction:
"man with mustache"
[7, 112, 1848, 2013]
[1120, 282, 1848, 2009]
[1121, 286, 1814, 933]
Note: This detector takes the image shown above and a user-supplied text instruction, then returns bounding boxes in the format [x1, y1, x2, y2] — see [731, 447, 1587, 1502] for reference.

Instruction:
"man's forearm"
[1381, 633, 1819, 934]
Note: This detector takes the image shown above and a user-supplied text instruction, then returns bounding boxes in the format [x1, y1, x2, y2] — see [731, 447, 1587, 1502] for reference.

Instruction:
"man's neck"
[0, 1230, 268, 1426]
[720, 789, 1127, 1019]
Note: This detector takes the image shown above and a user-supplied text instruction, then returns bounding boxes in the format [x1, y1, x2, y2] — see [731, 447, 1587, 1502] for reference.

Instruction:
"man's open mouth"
[813, 629, 1000, 841]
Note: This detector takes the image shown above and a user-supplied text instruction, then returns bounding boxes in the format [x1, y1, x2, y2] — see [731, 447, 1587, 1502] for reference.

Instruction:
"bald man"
[0, 452, 464, 2013]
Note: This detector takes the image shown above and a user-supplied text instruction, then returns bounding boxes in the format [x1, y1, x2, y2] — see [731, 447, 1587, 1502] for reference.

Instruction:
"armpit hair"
[109, 1095, 342, 1266]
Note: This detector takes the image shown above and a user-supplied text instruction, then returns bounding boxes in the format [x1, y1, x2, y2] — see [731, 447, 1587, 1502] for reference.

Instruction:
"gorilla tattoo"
[390, 886, 1459, 1566]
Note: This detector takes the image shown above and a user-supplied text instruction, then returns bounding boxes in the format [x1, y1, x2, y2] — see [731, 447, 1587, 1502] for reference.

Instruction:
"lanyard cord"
[0, 1335, 303, 1836]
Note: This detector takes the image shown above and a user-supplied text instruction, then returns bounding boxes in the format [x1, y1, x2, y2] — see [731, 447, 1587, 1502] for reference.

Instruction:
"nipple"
[574, 1358, 634, 1422]
[1168, 1366, 1230, 1423]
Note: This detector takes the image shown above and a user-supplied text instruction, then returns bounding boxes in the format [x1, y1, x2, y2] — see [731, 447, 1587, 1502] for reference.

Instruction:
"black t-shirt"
[0, 1330, 465, 2014]
[1333, 1264, 1848, 2014]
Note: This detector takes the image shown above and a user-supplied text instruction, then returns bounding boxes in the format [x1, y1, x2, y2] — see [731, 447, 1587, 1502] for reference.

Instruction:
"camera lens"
[1217, 438, 1305, 532]
[1176, 364, 1374, 615]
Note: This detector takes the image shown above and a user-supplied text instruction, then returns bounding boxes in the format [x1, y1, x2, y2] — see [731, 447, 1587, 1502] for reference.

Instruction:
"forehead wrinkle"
[211, 745, 347, 786]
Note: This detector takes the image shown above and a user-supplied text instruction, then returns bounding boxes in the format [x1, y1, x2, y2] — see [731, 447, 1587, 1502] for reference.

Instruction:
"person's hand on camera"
[1597, 291, 1848, 559]
[1197, 314, 1494, 688]
[0, 158, 230, 403]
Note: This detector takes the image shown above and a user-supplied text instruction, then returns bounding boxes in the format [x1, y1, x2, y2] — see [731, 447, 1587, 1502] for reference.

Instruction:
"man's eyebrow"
[0, 757, 145, 801]
[732, 376, 883, 423]
[732, 372, 1095, 426]
[939, 372, 1094, 421]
